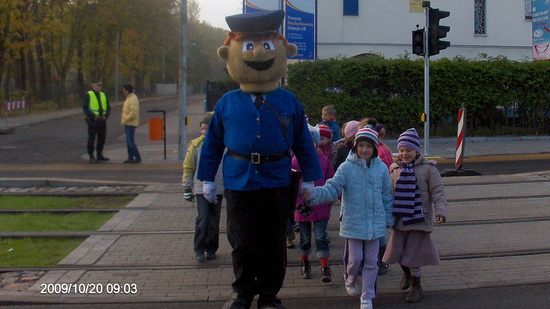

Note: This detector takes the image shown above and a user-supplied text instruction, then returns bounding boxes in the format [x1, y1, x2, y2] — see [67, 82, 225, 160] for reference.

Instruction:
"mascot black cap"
[225, 10, 284, 37]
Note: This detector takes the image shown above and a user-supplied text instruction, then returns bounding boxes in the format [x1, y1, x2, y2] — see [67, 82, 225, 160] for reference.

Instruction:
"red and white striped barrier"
[441, 106, 480, 177]
[5, 100, 27, 111]
[3, 98, 28, 129]
[455, 107, 466, 168]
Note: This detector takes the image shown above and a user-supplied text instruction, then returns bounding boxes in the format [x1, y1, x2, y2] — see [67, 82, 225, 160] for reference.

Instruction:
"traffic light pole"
[423, 1, 431, 156]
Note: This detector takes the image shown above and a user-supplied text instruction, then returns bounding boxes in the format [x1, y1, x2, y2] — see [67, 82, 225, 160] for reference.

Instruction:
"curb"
[0, 178, 160, 188]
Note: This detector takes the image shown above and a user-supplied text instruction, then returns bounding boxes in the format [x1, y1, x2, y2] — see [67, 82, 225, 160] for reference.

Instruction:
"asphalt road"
[0, 96, 181, 165]
[0, 159, 547, 185]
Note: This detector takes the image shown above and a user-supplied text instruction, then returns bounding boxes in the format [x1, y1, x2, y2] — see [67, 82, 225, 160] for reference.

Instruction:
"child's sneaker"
[286, 239, 295, 248]
[360, 299, 373, 309]
[300, 260, 311, 279]
[345, 283, 360, 296]
[320, 266, 332, 283]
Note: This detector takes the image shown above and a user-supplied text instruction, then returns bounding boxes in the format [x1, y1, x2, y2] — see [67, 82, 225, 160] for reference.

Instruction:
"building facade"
[316, 0, 533, 60]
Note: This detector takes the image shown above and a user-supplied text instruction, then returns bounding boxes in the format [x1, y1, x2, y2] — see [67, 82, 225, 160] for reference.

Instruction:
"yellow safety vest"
[88, 91, 107, 116]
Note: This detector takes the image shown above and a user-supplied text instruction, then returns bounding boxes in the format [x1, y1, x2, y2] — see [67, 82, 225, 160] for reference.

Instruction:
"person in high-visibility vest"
[83, 81, 110, 163]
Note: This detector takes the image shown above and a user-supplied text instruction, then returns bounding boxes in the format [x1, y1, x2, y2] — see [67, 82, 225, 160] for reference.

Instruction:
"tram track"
[2, 248, 550, 273]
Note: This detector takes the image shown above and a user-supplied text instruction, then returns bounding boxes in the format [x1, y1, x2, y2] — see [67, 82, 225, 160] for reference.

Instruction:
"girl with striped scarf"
[382, 128, 448, 303]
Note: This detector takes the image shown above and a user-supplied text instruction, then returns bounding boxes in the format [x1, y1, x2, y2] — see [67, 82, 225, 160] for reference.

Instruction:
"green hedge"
[286, 56, 550, 136]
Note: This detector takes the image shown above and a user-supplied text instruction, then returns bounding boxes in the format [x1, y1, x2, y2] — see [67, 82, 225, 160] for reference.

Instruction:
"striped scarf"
[393, 162, 425, 225]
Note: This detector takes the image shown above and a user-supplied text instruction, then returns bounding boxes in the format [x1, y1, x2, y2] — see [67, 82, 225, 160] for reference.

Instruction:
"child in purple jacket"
[292, 125, 335, 283]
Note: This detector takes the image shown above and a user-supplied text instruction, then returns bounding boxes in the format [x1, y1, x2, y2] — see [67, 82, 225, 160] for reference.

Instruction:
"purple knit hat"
[397, 128, 421, 153]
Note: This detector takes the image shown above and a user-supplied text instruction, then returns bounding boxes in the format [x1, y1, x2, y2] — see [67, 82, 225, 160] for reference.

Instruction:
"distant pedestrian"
[83, 81, 110, 164]
[375, 124, 393, 169]
[382, 128, 448, 303]
[334, 120, 359, 170]
[318, 124, 337, 167]
[121, 84, 141, 164]
[182, 113, 224, 262]
[293, 125, 335, 283]
[304, 126, 394, 309]
[318, 105, 341, 142]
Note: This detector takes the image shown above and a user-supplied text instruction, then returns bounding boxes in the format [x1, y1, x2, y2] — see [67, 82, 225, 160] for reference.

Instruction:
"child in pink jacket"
[292, 125, 335, 283]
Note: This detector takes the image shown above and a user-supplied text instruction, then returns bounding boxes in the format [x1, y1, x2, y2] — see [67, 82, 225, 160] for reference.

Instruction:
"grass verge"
[0, 237, 86, 267]
[0, 212, 117, 232]
[0, 195, 135, 266]
[0, 195, 135, 210]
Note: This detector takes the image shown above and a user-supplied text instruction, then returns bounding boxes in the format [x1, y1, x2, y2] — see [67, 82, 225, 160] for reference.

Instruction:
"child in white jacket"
[305, 126, 394, 309]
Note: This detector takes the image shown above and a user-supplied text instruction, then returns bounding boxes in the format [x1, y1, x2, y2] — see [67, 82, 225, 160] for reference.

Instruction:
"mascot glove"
[202, 181, 217, 204]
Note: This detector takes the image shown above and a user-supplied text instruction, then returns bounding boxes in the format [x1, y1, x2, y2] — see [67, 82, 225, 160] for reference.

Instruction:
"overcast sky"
[197, 0, 243, 30]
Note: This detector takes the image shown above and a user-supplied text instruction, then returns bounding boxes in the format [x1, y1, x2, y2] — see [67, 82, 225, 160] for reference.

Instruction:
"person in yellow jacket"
[182, 112, 224, 262]
[121, 84, 141, 163]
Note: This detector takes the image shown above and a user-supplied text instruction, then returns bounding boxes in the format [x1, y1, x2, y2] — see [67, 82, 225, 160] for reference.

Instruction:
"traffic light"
[428, 8, 450, 56]
[412, 29, 424, 56]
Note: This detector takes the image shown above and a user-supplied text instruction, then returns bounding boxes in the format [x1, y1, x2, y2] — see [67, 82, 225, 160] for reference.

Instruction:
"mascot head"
[218, 10, 298, 93]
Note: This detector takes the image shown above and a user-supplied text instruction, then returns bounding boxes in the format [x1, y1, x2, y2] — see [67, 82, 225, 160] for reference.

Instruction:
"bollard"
[441, 105, 481, 177]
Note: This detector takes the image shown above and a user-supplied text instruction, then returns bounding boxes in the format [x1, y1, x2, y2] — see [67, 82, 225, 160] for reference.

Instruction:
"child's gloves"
[300, 181, 314, 196]
[203, 181, 217, 204]
[297, 202, 313, 217]
[183, 187, 193, 201]
[300, 182, 316, 205]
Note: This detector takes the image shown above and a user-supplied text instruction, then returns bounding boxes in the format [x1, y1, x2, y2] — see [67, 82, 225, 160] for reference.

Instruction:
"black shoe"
[123, 159, 132, 164]
[131, 159, 141, 164]
[206, 252, 216, 260]
[300, 260, 311, 279]
[320, 266, 332, 283]
[400, 265, 412, 290]
[378, 262, 389, 276]
[97, 155, 110, 161]
[221, 294, 253, 309]
[405, 276, 423, 302]
[89, 156, 97, 164]
[258, 297, 285, 309]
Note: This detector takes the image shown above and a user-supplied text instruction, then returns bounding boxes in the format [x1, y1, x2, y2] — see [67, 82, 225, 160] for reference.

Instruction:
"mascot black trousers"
[225, 186, 290, 302]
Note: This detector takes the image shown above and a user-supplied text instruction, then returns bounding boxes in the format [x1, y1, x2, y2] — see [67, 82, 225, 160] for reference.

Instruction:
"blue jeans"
[124, 125, 141, 160]
[194, 194, 222, 254]
[298, 219, 330, 258]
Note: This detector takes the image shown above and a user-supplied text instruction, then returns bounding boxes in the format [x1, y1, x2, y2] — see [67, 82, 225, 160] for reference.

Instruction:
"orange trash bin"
[148, 117, 164, 141]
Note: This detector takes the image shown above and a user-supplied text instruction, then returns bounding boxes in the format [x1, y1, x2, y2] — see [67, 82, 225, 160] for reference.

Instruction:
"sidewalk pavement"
[0, 171, 549, 306]
[1, 97, 550, 306]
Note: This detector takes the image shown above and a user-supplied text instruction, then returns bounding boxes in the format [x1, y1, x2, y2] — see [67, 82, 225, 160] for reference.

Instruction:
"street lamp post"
[178, 0, 188, 160]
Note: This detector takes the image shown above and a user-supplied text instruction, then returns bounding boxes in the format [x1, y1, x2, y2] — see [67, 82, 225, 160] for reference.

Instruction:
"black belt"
[227, 149, 290, 164]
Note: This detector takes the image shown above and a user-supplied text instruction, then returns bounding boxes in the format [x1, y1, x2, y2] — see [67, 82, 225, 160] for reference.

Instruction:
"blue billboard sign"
[532, 0, 550, 60]
[285, 0, 316, 60]
[244, 0, 282, 13]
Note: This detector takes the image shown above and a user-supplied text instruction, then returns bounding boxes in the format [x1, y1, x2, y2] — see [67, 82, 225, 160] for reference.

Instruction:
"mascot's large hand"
[216, 10, 297, 93]
[203, 181, 217, 204]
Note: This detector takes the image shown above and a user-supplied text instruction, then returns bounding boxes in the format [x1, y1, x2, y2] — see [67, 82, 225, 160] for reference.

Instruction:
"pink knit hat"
[344, 120, 360, 138]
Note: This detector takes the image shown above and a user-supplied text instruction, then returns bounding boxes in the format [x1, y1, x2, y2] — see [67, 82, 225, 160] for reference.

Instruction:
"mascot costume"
[197, 10, 322, 309]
